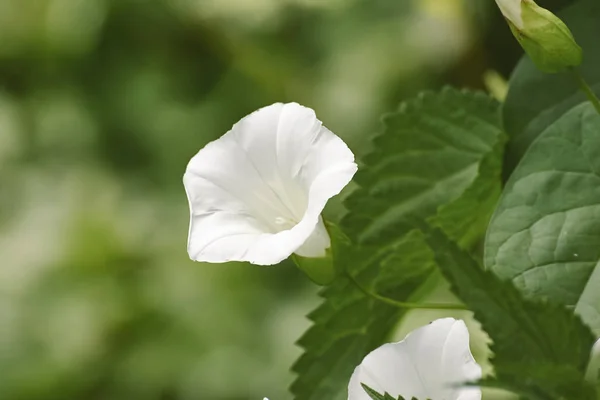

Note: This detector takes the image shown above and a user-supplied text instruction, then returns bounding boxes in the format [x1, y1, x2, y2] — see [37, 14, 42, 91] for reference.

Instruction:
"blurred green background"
[0, 0, 530, 399]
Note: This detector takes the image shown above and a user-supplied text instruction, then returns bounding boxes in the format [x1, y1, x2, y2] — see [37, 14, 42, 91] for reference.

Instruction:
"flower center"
[274, 216, 297, 231]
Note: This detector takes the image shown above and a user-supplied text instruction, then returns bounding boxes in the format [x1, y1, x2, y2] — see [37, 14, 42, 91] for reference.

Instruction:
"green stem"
[571, 68, 600, 114]
[344, 270, 469, 311]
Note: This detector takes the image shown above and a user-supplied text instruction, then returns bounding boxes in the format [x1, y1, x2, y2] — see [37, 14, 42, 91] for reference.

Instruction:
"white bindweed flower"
[348, 318, 482, 400]
[183, 102, 357, 267]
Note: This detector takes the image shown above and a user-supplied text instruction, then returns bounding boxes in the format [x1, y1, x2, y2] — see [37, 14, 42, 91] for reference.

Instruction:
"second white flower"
[348, 318, 482, 400]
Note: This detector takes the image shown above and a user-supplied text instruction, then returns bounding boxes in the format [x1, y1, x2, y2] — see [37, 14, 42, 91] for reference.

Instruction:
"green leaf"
[502, 0, 600, 173]
[360, 384, 422, 400]
[342, 87, 503, 246]
[486, 103, 600, 334]
[477, 364, 598, 400]
[361, 384, 397, 400]
[423, 227, 596, 398]
[429, 136, 506, 248]
[291, 231, 437, 400]
[291, 88, 504, 400]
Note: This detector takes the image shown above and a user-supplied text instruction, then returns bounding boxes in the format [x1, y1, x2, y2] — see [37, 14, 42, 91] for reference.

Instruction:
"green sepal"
[291, 221, 347, 286]
[509, 0, 582, 73]
[292, 250, 335, 286]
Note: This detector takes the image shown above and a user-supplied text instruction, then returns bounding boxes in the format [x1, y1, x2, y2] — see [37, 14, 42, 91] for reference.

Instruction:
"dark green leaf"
[429, 136, 506, 248]
[477, 363, 597, 400]
[360, 384, 425, 400]
[502, 0, 600, 174]
[291, 231, 436, 400]
[475, 377, 549, 400]
[291, 88, 504, 400]
[486, 103, 600, 334]
[342, 87, 503, 246]
[361, 384, 397, 400]
[423, 227, 596, 398]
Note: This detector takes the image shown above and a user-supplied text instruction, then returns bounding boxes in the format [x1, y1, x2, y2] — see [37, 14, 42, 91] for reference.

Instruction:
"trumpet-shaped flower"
[183, 102, 357, 266]
[348, 318, 482, 400]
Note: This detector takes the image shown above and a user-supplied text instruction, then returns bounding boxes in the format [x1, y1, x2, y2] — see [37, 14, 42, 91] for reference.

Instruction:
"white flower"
[183, 102, 357, 266]
[348, 318, 482, 400]
[495, 0, 524, 29]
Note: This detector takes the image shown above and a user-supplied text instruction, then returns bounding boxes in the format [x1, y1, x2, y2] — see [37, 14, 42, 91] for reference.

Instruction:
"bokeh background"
[0, 0, 538, 399]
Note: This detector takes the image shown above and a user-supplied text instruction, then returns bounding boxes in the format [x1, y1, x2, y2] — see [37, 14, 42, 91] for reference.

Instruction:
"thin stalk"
[345, 270, 469, 311]
[571, 68, 600, 114]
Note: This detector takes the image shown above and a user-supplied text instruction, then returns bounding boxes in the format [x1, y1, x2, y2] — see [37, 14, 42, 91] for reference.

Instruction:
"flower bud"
[495, 0, 582, 73]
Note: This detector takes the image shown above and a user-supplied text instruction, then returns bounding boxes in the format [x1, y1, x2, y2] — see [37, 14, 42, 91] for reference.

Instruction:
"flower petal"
[184, 103, 356, 265]
[495, 0, 523, 29]
[348, 318, 481, 400]
[294, 217, 330, 257]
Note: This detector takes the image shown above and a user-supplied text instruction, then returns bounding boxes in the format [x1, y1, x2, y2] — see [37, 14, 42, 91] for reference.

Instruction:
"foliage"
[342, 88, 503, 246]
[291, 231, 437, 400]
[424, 227, 596, 398]
[361, 384, 421, 400]
[502, 0, 600, 173]
[293, 0, 600, 398]
[486, 103, 600, 335]
[292, 89, 504, 399]
[3, 0, 600, 399]
[0, 1, 498, 399]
